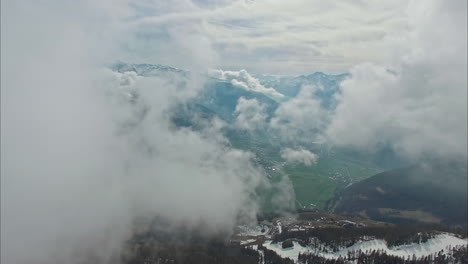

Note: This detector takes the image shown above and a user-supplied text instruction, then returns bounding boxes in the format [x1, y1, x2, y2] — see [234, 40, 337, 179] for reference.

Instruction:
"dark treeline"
[122, 240, 260, 264]
[256, 244, 295, 264]
[122, 218, 467, 263]
[123, 241, 297, 264]
[273, 224, 467, 249]
[297, 245, 468, 264]
[123, 241, 468, 264]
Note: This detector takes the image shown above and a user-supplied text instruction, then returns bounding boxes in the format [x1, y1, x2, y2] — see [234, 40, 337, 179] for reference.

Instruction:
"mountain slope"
[327, 160, 468, 226]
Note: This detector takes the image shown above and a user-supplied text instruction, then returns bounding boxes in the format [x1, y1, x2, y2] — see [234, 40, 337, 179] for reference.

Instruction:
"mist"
[325, 0, 467, 160]
[1, 1, 279, 263]
[2, 0, 467, 263]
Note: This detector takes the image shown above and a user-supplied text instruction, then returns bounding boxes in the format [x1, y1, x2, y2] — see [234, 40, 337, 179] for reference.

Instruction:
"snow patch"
[262, 233, 467, 263]
[277, 222, 282, 234]
[240, 239, 257, 245]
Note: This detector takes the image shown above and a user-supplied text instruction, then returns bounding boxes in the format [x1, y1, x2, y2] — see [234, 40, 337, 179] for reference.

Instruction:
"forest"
[272, 224, 467, 249]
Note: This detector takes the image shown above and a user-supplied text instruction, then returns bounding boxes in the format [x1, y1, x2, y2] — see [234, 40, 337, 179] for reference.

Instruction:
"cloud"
[1, 1, 466, 264]
[121, 0, 467, 162]
[280, 148, 318, 166]
[134, 0, 409, 74]
[1, 1, 288, 264]
[325, 0, 467, 160]
[234, 97, 268, 130]
[270, 85, 327, 143]
[245, 0, 466, 162]
[269, 175, 297, 214]
[211, 69, 284, 99]
[118, 70, 140, 86]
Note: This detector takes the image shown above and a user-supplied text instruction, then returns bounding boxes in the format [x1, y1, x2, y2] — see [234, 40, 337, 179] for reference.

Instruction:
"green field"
[284, 153, 381, 209]
[227, 132, 382, 211]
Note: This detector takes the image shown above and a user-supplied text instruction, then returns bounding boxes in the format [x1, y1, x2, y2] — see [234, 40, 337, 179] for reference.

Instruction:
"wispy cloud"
[234, 97, 268, 130]
[325, 0, 467, 159]
[212, 69, 284, 99]
[270, 85, 327, 143]
[1, 1, 283, 263]
[131, 0, 409, 74]
[281, 148, 318, 166]
[1, 1, 466, 263]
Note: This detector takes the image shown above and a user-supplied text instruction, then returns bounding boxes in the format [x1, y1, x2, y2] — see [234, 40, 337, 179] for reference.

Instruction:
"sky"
[1, 1, 467, 264]
[125, 0, 411, 74]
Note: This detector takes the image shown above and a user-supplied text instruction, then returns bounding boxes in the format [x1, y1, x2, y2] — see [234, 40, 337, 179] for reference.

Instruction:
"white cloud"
[134, 0, 409, 74]
[1, 1, 293, 264]
[118, 70, 140, 86]
[1, 1, 466, 263]
[211, 69, 284, 99]
[270, 85, 327, 143]
[280, 148, 318, 166]
[234, 97, 268, 130]
[114, 0, 466, 162]
[325, 0, 467, 160]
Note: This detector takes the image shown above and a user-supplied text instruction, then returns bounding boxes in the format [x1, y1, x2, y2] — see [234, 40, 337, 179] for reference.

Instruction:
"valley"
[3, 2, 467, 264]
[114, 63, 468, 263]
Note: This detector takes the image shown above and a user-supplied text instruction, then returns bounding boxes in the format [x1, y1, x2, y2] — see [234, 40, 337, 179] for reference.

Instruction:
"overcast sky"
[123, 0, 417, 74]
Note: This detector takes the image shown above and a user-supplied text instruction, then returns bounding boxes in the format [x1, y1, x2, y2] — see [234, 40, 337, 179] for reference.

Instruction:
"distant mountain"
[111, 62, 347, 120]
[327, 160, 468, 226]
[111, 62, 279, 121]
[256, 72, 348, 108]
[194, 80, 279, 122]
[109, 63, 393, 211]
[112, 61, 190, 77]
[111, 62, 282, 150]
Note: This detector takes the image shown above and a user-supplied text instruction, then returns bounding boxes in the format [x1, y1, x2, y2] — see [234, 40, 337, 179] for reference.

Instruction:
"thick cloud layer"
[1, 1, 275, 264]
[228, 0, 467, 161]
[1, 1, 466, 263]
[133, 0, 410, 74]
[326, 0, 467, 160]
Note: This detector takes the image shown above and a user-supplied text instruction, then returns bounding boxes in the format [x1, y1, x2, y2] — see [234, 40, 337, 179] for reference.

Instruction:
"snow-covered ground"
[262, 233, 468, 263]
[240, 239, 257, 245]
[237, 224, 271, 236]
[277, 222, 282, 234]
[263, 241, 305, 261]
[251, 245, 265, 264]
